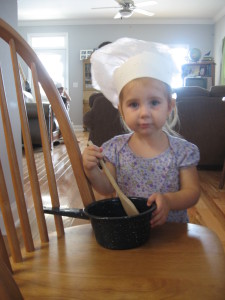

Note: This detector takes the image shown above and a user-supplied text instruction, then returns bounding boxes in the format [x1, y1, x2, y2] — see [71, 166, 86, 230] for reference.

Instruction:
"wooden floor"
[23, 131, 225, 252]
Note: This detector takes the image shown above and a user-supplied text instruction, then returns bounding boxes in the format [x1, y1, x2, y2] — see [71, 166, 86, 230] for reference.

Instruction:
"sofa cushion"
[176, 97, 225, 167]
[89, 92, 103, 107]
[26, 102, 50, 119]
[174, 86, 210, 98]
[25, 102, 60, 146]
[83, 93, 126, 146]
[209, 85, 225, 97]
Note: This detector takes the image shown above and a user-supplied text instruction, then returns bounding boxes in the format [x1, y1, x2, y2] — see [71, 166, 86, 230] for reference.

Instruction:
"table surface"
[13, 223, 225, 300]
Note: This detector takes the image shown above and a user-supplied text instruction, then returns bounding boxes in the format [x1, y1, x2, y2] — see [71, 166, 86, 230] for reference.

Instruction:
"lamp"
[119, 9, 133, 18]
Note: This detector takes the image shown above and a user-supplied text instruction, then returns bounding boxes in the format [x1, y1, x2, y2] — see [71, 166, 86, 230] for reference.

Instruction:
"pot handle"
[149, 201, 157, 213]
[43, 207, 89, 220]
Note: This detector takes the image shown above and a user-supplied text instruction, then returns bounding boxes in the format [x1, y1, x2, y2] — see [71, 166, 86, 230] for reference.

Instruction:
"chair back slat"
[0, 18, 96, 266]
[36, 66, 95, 206]
[10, 40, 51, 243]
[0, 159, 22, 263]
[0, 229, 12, 272]
[0, 66, 34, 253]
[0, 18, 95, 207]
[0, 258, 24, 299]
[31, 63, 64, 236]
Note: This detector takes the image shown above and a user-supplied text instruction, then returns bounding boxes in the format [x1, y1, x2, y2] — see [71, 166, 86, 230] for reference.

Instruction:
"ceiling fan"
[92, 0, 157, 19]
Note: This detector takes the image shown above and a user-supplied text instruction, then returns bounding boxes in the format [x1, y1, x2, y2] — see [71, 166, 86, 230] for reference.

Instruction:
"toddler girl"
[82, 38, 200, 227]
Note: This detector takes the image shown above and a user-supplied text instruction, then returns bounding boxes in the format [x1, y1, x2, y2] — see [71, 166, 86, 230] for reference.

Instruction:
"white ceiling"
[17, 0, 225, 24]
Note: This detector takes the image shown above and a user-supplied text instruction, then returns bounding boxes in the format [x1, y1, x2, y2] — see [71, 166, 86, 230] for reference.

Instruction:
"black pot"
[44, 197, 156, 250]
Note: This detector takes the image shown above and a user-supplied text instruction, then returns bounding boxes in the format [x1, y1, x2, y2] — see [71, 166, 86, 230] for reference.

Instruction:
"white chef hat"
[91, 37, 178, 107]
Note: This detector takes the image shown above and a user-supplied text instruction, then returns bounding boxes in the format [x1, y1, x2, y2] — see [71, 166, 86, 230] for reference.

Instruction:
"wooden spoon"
[88, 141, 139, 216]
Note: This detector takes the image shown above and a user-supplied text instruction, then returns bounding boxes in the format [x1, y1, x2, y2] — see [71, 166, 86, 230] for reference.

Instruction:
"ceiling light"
[119, 9, 133, 18]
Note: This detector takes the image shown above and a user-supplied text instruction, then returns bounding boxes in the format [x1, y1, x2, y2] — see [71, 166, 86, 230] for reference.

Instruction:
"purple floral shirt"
[102, 133, 200, 223]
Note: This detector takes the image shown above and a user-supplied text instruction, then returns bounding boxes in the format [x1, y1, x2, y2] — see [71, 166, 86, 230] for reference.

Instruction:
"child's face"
[119, 77, 174, 136]
[57, 87, 63, 95]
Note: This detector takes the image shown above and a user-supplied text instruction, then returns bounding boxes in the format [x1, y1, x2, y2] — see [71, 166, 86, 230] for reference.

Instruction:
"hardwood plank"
[188, 170, 225, 252]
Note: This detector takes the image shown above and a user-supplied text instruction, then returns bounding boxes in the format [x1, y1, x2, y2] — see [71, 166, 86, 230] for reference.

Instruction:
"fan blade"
[134, 8, 154, 16]
[92, 6, 120, 10]
[135, 1, 157, 8]
[114, 12, 122, 19]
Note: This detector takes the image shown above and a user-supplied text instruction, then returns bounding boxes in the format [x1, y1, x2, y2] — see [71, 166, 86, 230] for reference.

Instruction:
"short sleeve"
[101, 134, 132, 167]
[102, 137, 117, 166]
[174, 139, 200, 168]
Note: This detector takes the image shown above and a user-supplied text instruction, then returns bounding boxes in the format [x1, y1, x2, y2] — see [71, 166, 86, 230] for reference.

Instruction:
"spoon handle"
[99, 159, 139, 216]
[88, 141, 139, 216]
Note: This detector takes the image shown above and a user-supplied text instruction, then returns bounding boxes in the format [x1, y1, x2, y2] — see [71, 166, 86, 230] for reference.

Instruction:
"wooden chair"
[0, 18, 95, 297]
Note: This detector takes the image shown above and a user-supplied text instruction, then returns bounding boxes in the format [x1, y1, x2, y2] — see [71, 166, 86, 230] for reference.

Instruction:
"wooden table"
[13, 223, 225, 299]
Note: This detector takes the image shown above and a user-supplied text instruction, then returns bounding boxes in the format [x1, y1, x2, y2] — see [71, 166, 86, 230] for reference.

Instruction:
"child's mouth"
[139, 123, 151, 129]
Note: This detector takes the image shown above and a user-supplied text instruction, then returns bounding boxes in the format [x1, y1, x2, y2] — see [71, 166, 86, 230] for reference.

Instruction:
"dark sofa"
[26, 102, 60, 147]
[83, 93, 126, 146]
[174, 85, 225, 168]
[83, 86, 225, 168]
[23, 90, 60, 147]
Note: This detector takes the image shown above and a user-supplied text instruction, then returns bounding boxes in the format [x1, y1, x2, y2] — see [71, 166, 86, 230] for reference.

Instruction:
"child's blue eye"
[129, 102, 139, 108]
[151, 99, 160, 106]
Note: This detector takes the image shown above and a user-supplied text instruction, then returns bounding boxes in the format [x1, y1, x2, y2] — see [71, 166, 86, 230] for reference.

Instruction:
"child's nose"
[140, 104, 151, 117]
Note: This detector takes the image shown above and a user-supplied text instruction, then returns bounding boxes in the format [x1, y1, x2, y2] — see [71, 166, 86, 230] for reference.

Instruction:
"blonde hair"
[162, 83, 180, 136]
[119, 78, 180, 136]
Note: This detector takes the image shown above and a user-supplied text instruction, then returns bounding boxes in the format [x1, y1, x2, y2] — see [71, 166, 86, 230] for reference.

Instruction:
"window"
[170, 45, 189, 88]
[28, 33, 68, 99]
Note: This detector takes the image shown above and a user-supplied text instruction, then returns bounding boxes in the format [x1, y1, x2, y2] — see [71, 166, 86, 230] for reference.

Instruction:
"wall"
[0, 0, 21, 230]
[214, 15, 225, 84]
[19, 23, 214, 127]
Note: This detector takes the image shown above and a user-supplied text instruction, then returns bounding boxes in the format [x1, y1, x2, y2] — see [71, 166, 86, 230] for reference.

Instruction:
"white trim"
[27, 32, 68, 49]
[27, 32, 69, 92]
[18, 17, 215, 27]
[73, 125, 84, 132]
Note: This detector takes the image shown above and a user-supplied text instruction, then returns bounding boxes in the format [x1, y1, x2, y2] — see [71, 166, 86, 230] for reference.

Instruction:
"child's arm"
[147, 166, 200, 227]
[82, 144, 116, 195]
[63, 89, 71, 102]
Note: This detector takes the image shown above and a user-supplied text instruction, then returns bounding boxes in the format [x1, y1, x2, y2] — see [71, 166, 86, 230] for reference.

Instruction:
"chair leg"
[219, 159, 225, 189]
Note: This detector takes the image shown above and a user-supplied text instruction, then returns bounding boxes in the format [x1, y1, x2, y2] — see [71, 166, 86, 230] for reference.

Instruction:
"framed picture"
[80, 54, 86, 60]
[87, 50, 93, 56]
[80, 49, 93, 60]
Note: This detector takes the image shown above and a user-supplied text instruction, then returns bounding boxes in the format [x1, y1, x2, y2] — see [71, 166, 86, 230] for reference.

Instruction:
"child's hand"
[147, 193, 170, 228]
[82, 143, 104, 172]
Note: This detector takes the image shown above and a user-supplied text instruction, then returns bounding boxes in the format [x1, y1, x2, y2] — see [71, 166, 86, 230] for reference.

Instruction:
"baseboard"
[73, 124, 84, 132]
